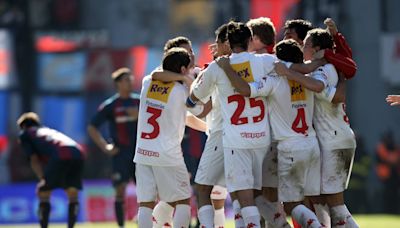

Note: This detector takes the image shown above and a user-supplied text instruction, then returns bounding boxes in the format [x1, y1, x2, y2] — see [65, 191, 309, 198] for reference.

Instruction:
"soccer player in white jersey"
[278, 28, 358, 228]
[216, 39, 325, 228]
[148, 34, 229, 228]
[189, 21, 278, 228]
[134, 48, 205, 228]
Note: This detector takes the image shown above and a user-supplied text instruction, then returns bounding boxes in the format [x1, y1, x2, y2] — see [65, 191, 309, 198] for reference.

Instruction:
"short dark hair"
[307, 28, 334, 50]
[275, 39, 303, 64]
[247, 17, 276, 45]
[226, 21, 252, 50]
[163, 36, 192, 53]
[162, 47, 191, 74]
[284, 19, 313, 41]
[111, 67, 131, 82]
[215, 23, 229, 43]
[17, 112, 41, 129]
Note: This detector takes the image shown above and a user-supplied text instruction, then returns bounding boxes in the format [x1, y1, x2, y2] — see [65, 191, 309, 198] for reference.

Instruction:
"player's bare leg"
[230, 192, 245, 228]
[211, 186, 227, 228]
[234, 189, 262, 227]
[153, 201, 174, 228]
[308, 195, 331, 228]
[65, 188, 80, 228]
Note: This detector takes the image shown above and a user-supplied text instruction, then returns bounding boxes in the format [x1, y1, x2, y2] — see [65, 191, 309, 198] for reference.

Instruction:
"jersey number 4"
[141, 107, 162, 139]
[292, 108, 309, 135]
[228, 95, 265, 125]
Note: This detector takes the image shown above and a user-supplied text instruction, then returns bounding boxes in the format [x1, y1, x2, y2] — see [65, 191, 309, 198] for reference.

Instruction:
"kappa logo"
[147, 80, 175, 103]
[231, 61, 255, 82]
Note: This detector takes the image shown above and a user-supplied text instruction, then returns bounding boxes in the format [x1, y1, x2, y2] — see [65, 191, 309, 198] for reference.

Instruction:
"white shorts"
[195, 131, 225, 186]
[224, 147, 268, 193]
[136, 163, 191, 203]
[210, 185, 228, 200]
[277, 137, 321, 202]
[262, 141, 278, 188]
[321, 147, 356, 194]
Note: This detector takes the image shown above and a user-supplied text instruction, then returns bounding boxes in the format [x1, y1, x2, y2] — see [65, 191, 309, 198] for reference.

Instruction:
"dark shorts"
[41, 159, 84, 191]
[111, 148, 136, 186]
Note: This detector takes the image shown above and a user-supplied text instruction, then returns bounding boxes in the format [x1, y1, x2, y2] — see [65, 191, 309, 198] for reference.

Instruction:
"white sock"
[241, 206, 261, 228]
[255, 195, 290, 227]
[232, 200, 245, 228]
[138, 206, 153, 228]
[331, 205, 359, 228]
[173, 204, 191, 228]
[214, 207, 225, 228]
[152, 201, 174, 228]
[314, 203, 331, 228]
[198, 205, 214, 228]
[291, 204, 322, 228]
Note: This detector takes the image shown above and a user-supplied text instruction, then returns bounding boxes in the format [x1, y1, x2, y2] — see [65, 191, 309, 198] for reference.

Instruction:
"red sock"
[292, 216, 301, 228]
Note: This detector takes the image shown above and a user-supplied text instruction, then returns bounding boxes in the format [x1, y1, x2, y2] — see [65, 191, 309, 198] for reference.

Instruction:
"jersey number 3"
[228, 95, 265, 125]
[141, 107, 162, 139]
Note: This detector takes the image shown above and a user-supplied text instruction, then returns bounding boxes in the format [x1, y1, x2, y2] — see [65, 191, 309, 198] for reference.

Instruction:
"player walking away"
[189, 21, 279, 228]
[279, 28, 359, 228]
[87, 68, 139, 228]
[17, 112, 85, 228]
[134, 48, 206, 228]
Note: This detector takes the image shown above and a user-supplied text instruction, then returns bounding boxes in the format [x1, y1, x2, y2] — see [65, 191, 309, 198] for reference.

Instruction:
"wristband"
[186, 96, 197, 108]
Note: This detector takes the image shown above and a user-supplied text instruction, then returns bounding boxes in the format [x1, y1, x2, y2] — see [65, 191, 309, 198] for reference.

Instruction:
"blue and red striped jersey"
[90, 93, 140, 149]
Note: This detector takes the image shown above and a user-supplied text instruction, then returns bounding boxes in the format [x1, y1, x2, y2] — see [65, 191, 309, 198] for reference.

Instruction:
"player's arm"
[185, 113, 207, 132]
[275, 62, 324, 92]
[188, 66, 217, 104]
[30, 154, 44, 180]
[290, 59, 327, 74]
[151, 69, 193, 87]
[386, 95, 400, 106]
[330, 73, 346, 104]
[325, 18, 353, 58]
[215, 56, 251, 97]
[87, 105, 118, 156]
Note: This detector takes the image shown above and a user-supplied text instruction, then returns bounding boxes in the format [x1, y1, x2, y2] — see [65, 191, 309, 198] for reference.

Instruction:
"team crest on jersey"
[231, 61, 255, 82]
[146, 80, 175, 103]
[288, 80, 306, 101]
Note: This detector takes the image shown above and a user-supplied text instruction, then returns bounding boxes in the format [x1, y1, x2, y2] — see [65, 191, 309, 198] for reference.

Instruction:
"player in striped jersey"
[88, 68, 139, 228]
[18, 112, 85, 228]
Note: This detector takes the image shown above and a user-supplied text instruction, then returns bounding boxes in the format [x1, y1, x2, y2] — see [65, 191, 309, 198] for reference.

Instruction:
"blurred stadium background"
[0, 0, 400, 227]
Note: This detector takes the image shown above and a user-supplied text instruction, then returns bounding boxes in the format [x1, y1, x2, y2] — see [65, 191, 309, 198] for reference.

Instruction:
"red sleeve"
[324, 49, 357, 79]
[333, 33, 352, 58]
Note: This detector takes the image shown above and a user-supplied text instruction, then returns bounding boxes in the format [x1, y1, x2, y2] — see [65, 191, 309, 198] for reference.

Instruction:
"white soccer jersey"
[204, 91, 223, 136]
[192, 52, 276, 149]
[134, 75, 187, 166]
[249, 74, 316, 140]
[311, 64, 356, 149]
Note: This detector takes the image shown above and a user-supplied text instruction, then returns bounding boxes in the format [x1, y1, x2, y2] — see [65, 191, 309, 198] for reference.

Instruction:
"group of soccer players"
[17, 16, 359, 228]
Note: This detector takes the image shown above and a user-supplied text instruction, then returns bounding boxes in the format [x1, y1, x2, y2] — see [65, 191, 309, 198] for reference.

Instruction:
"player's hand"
[104, 144, 119, 156]
[215, 56, 231, 71]
[313, 49, 325, 60]
[36, 179, 46, 194]
[126, 107, 138, 120]
[324, 18, 338, 36]
[386, 95, 400, 106]
[274, 61, 289, 76]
